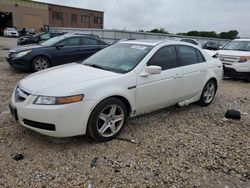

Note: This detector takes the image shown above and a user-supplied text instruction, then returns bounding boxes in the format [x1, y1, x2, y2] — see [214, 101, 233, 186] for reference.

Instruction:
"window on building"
[94, 17, 103, 24]
[52, 11, 63, 20]
[71, 14, 77, 24]
[81, 15, 90, 23]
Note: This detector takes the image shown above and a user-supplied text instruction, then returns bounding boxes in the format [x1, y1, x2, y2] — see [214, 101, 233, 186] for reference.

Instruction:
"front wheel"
[246, 73, 250, 82]
[87, 98, 127, 142]
[198, 80, 217, 106]
[31, 56, 50, 72]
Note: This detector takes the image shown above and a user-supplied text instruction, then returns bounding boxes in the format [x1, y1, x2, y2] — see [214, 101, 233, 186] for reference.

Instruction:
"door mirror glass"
[140, 65, 162, 77]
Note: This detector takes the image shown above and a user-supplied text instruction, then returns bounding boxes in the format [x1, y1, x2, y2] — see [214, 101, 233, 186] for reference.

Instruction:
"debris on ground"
[90, 157, 98, 169]
[12, 154, 24, 161]
[225, 109, 241, 120]
[116, 137, 140, 144]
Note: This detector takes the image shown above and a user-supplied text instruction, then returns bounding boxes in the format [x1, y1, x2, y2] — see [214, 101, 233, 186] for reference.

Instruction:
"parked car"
[17, 32, 65, 45]
[7, 34, 108, 72]
[9, 40, 222, 141]
[19, 28, 35, 36]
[4, 27, 19, 37]
[217, 39, 250, 82]
[178, 38, 202, 48]
[203, 41, 220, 50]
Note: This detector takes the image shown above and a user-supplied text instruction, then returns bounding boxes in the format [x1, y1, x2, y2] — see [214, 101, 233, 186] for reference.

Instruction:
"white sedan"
[4, 27, 19, 37]
[10, 40, 222, 142]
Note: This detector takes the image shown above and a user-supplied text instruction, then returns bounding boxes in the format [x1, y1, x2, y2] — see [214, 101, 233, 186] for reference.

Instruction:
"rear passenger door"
[79, 37, 105, 61]
[176, 45, 207, 100]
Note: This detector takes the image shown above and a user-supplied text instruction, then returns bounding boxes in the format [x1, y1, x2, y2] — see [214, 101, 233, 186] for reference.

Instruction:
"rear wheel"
[198, 79, 217, 106]
[31, 56, 50, 72]
[87, 98, 127, 142]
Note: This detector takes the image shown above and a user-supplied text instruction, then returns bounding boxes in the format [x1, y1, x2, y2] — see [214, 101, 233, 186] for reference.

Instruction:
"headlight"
[238, 58, 248, 63]
[34, 94, 84, 105]
[15, 50, 32, 58]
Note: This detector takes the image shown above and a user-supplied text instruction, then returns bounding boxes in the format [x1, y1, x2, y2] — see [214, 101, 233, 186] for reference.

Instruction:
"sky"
[34, 0, 250, 36]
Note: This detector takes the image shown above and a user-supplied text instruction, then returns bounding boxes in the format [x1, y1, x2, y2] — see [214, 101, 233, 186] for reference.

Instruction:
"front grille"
[15, 86, 30, 102]
[23, 119, 56, 131]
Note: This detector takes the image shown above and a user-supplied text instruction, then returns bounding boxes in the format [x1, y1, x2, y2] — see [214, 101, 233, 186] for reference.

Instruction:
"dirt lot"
[0, 37, 249, 188]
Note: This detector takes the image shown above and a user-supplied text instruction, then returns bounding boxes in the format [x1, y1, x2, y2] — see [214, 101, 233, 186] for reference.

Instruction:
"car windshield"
[40, 35, 64, 46]
[82, 43, 153, 73]
[7, 28, 15, 31]
[26, 28, 34, 32]
[223, 41, 250, 51]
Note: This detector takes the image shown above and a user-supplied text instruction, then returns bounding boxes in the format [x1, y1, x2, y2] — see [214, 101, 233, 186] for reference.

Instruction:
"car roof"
[119, 39, 199, 47]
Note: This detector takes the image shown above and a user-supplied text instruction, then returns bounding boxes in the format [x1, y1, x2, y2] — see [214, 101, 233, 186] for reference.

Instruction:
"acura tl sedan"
[10, 40, 223, 142]
[7, 34, 108, 72]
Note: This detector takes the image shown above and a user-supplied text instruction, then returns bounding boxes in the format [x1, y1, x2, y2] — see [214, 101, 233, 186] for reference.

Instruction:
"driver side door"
[136, 45, 183, 115]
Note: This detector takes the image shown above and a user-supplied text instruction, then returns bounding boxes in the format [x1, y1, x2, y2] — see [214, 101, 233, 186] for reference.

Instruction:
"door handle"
[174, 74, 183, 79]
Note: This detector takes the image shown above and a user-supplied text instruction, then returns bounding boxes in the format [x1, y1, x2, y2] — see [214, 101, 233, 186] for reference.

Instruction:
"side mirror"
[55, 44, 64, 49]
[140, 65, 162, 77]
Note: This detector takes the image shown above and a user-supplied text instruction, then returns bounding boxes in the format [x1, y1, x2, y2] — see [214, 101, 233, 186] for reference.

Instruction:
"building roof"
[31, 0, 104, 13]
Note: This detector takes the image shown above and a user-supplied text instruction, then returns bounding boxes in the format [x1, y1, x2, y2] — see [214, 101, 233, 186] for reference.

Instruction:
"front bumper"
[6, 56, 31, 71]
[223, 66, 249, 79]
[10, 91, 97, 137]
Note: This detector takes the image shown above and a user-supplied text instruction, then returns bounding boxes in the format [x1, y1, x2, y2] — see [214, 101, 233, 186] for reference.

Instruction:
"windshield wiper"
[84, 63, 106, 70]
[234, 49, 250, 51]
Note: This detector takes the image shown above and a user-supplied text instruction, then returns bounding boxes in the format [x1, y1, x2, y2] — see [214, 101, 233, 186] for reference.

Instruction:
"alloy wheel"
[203, 82, 216, 103]
[34, 58, 48, 71]
[96, 104, 125, 138]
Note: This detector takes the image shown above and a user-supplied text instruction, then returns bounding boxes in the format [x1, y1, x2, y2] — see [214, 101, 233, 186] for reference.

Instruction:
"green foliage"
[149, 27, 169, 34]
[177, 30, 238, 39]
[219, 30, 238, 39]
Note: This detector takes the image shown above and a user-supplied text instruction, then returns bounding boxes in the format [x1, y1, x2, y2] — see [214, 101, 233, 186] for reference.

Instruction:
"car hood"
[19, 63, 119, 95]
[9, 44, 42, 53]
[218, 50, 250, 57]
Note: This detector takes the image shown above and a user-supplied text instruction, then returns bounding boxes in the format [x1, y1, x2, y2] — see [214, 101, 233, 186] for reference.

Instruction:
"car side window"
[147, 46, 178, 70]
[196, 49, 206, 63]
[58, 37, 81, 46]
[177, 46, 199, 66]
[82, 38, 99, 45]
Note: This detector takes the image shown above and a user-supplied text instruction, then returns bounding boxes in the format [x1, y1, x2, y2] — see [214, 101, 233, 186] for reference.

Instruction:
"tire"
[246, 73, 250, 82]
[31, 56, 50, 72]
[225, 110, 241, 120]
[198, 79, 217, 106]
[87, 97, 127, 142]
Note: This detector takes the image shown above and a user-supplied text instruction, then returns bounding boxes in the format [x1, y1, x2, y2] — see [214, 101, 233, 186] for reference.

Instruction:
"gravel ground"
[0, 37, 249, 188]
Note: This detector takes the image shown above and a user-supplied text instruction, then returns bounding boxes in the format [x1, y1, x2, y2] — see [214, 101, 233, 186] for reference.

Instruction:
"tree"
[149, 27, 169, 34]
[219, 30, 238, 39]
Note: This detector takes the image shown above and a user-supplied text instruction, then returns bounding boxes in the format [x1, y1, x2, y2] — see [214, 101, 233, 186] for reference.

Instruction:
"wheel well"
[104, 96, 132, 116]
[30, 55, 51, 69]
[208, 78, 218, 91]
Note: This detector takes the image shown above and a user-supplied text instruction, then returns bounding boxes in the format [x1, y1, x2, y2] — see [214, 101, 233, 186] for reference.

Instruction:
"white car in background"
[217, 39, 250, 82]
[4, 27, 19, 37]
[177, 38, 203, 48]
[9, 40, 222, 142]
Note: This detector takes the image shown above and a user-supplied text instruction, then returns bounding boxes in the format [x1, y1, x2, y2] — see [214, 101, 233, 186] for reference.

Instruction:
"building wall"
[48, 4, 104, 29]
[0, 0, 49, 32]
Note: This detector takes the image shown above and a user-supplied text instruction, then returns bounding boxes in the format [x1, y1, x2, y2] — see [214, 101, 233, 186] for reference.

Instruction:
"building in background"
[0, 0, 104, 34]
